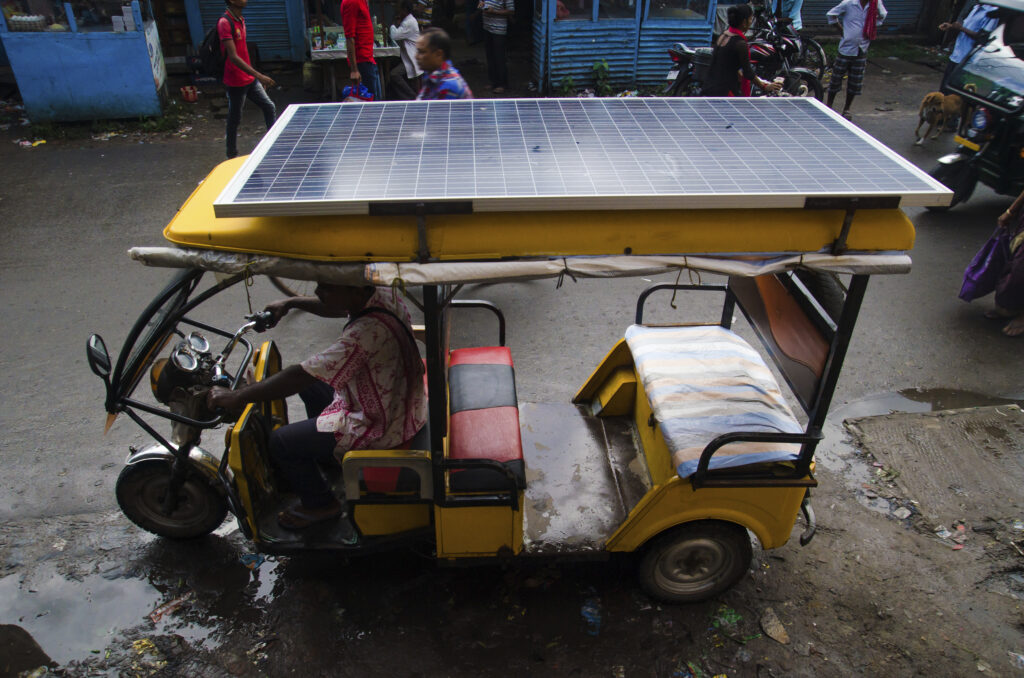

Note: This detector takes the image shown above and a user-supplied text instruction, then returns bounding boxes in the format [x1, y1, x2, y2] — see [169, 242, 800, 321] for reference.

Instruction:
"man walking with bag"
[342, 0, 382, 101]
[220, 0, 276, 159]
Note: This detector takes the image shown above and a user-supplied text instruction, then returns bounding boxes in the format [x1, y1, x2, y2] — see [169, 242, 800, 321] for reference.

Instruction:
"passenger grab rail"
[691, 431, 824, 489]
[449, 299, 507, 346]
[634, 283, 735, 328]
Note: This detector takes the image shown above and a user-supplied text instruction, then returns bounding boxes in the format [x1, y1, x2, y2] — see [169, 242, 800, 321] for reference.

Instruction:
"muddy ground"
[2, 41, 1024, 678]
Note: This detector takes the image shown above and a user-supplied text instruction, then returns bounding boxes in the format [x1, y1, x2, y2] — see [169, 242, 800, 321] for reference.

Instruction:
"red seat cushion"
[450, 346, 513, 367]
[449, 406, 523, 463]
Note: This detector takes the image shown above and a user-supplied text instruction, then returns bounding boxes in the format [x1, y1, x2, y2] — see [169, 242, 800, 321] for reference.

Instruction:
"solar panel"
[213, 98, 951, 218]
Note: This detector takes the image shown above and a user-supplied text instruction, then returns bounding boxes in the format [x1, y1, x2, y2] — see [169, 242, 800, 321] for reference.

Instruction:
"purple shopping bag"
[959, 227, 1011, 302]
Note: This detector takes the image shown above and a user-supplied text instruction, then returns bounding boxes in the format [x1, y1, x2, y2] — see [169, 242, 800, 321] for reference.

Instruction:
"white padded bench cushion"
[625, 324, 802, 478]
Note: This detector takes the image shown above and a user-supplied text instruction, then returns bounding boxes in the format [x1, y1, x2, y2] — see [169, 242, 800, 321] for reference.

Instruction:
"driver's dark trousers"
[268, 381, 341, 509]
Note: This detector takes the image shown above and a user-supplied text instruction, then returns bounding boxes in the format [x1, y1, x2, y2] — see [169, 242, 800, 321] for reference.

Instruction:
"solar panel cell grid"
[215, 98, 950, 217]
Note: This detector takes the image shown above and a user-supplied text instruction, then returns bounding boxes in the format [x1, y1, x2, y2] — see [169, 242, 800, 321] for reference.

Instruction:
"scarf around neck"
[862, 0, 879, 41]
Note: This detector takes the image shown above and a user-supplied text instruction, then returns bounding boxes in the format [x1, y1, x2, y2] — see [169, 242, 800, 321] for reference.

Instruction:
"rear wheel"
[638, 521, 752, 603]
[799, 37, 828, 81]
[269, 277, 314, 298]
[927, 161, 977, 211]
[116, 460, 228, 539]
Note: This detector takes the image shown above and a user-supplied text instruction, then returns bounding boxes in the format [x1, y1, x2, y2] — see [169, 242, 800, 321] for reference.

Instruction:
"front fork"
[161, 442, 195, 516]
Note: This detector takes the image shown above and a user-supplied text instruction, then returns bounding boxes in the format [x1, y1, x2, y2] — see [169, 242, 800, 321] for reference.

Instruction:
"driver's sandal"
[277, 498, 345, 530]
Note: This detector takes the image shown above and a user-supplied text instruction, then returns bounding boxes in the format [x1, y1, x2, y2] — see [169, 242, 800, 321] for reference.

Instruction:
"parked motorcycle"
[663, 42, 713, 96]
[750, 2, 829, 82]
[748, 8, 824, 99]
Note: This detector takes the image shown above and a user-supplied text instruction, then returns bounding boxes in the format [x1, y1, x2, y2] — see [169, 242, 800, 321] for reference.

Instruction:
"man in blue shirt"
[939, 3, 999, 92]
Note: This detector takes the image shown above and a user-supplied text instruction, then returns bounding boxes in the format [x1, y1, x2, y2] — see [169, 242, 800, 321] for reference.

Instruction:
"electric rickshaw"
[931, 0, 1024, 209]
[86, 98, 949, 602]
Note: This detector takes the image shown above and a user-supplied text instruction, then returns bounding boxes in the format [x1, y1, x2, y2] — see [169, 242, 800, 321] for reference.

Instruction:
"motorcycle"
[929, 0, 1024, 210]
[747, 7, 824, 99]
[750, 1, 829, 82]
[663, 10, 823, 99]
[663, 42, 713, 96]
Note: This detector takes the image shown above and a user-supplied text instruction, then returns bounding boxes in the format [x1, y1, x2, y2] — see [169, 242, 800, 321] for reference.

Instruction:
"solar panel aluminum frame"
[213, 98, 952, 218]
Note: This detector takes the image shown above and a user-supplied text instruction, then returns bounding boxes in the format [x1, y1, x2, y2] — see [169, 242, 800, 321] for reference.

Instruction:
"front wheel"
[927, 160, 977, 211]
[116, 460, 228, 539]
[785, 72, 823, 100]
[638, 521, 752, 603]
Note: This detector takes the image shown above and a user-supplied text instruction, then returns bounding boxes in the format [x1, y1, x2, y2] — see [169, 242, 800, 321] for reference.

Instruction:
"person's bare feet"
[986, 307, 1016, 320]
[1004, 315, 1024, 337]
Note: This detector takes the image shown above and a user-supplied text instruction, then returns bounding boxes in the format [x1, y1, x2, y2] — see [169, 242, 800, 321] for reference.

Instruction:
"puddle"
[0, 565, 159, 664]
[817, 388, 1023, 514]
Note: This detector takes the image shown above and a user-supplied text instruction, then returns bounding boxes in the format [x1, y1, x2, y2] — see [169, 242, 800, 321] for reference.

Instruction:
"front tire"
[638, 521, 752, 603]
[116, 460, 228, 539]
[786, 72, 823, 100]
[927, 160, 977, 211]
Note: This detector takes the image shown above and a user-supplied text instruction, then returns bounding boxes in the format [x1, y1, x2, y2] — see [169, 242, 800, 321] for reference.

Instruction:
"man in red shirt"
[219, 0, 277, 158]
[341, 0, 381, 101]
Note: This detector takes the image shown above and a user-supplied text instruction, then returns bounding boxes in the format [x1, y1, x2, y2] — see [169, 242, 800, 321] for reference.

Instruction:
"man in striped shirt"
[415, 28, 474, 100]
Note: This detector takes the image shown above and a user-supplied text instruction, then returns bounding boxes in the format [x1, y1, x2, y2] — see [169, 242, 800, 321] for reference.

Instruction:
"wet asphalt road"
[2, 57, 1024, 675]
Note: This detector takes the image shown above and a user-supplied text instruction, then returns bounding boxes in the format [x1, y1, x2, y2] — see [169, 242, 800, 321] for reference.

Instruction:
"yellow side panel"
[165, 160, 916, 260]
[353, 504, 430, 536]
[607, 476, 806, 552]
[633, 378, 675, 486]
[592, 367, 637, 416]
[573, 339, 633, 405]
[434, 501, 523, 558]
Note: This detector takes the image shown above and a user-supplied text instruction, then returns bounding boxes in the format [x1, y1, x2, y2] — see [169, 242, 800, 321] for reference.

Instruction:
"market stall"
[0, 0, 165, 121]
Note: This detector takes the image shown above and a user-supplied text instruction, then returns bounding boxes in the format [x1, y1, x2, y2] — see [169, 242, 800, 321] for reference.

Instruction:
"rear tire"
[638, 521, 752, 603]
[794, 269, 846, 323]
[799, 37, 828, 81]
[116, 460, 228, 539]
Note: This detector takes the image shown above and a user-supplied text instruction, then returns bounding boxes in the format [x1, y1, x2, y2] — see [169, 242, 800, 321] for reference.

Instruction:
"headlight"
[972, 108, 991, 131]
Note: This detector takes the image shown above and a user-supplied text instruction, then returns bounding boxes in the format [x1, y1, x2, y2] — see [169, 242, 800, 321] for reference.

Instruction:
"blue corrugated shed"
[185, 0, 306, 62]
[636, 21, 712, 85]
[533, 6, 547, 85]
[801, 0, 921, 31]
[549, 20, 640, 89]
[535, 0, 716, 91]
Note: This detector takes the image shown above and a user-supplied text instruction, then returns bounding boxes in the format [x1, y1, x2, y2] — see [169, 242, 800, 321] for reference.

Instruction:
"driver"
[207, 284, 427, 530]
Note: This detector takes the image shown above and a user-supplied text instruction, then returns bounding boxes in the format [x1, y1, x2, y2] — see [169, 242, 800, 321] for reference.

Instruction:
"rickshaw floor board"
[519, 403, 651, 555]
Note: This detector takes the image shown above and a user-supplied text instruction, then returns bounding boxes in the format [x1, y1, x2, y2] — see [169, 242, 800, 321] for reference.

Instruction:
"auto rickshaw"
[86, 98, 949, 602]
[931, 0, 1024, 209]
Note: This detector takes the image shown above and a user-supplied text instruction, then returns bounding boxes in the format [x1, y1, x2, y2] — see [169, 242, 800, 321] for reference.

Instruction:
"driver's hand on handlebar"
[207, 386, 245, 412]
[761, 80, 783, 93]
[263, 298, 292, 328]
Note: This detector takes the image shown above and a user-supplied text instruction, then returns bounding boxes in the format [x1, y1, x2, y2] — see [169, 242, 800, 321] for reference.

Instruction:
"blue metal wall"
[801, 0, 921, 32]
[548, 20, 641, 89]
[0, 30, 161, 120]
[532, 7, 547, 86]
[186, 0, 306, 61]
[636, 20, 712, 85]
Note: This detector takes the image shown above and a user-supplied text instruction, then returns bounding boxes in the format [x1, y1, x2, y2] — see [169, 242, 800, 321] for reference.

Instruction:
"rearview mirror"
[87, 334, 112, 380]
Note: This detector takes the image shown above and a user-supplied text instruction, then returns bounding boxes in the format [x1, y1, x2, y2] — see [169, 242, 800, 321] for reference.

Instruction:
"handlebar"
[212, 312, 275, 385]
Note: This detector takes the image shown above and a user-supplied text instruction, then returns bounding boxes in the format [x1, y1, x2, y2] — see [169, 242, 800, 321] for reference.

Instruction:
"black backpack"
[196, 12, 237, 79]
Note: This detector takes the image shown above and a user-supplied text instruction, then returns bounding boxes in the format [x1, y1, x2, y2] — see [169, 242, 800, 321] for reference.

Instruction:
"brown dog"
[915, 91, 962, 144]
